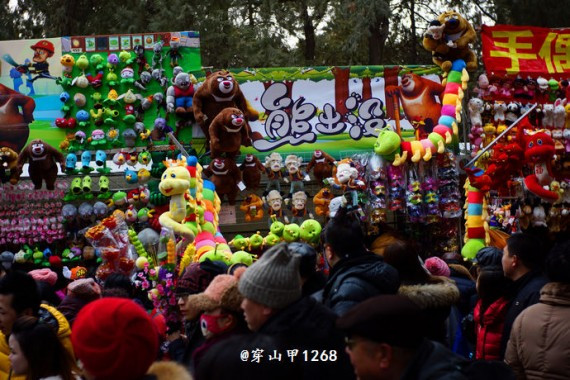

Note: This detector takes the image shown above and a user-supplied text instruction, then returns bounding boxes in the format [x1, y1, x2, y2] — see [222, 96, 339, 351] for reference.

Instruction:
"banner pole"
[465, 103, 536, 168]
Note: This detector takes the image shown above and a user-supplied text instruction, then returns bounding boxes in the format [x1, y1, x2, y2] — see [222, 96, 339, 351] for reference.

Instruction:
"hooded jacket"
[398, 277, 460, 344]
[473, 297, 509, 360]
[0, 304, 75, 380]
[322, 253, 399, 316]
[505, 282, 570, 380]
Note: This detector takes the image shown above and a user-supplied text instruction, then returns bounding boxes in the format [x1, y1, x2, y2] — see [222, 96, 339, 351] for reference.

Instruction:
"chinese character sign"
[482, 24, 570, 78]
[229, 66, 442, 155]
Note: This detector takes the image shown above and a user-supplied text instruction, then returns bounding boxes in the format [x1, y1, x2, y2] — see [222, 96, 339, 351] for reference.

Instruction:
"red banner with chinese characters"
[482, 24, 570, 78]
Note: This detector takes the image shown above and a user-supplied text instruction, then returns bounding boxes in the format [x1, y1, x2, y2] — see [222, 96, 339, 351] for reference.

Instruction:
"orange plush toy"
[313, 187, 335, 217]
[239, 194, 264, 222]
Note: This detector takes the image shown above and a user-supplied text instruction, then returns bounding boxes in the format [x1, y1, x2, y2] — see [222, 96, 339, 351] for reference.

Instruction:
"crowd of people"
[0, 205, 568, 380]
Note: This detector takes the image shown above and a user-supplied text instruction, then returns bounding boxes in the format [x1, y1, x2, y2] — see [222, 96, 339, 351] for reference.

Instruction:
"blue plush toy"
[95, 150, 110, 174]
[65, 153, 78, 174]
[124, 168, 138, 184]
[81, 151, 94, 173]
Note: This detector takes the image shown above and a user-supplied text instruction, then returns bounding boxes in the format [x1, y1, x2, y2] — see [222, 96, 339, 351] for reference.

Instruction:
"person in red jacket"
[474, 267, 509, 360]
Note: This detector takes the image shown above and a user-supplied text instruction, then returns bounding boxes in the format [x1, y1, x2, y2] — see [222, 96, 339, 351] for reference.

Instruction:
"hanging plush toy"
[239, 194, 264, 222]
[313, 187, 334, 217]
[209, 107, 252, 158]
[202, 158, 243, 205]
[166, 71, 196, 115]
[284, 155, 306, 196]
[239, 154, 265, 190]
[422, 11, 477, 72]
[158, 157, 195, 240]
[17, 140, 64, 190]
[0, 147, 20, 184]
[193, 70, 259, 146]
[287, 191, 313, 225]
[519, 127, 560, 202]
[306, 150, 336, 184]
[263, 152, 284, 195]
[264, 190, 288, 226]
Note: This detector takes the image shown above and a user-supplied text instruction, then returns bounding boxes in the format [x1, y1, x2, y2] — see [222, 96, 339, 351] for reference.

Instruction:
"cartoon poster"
[0, 37, 65, 153]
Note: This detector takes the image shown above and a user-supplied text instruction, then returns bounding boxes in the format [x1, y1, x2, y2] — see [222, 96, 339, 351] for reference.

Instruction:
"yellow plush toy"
[158, 157, 196, 241]
[422, 11, 477, 72]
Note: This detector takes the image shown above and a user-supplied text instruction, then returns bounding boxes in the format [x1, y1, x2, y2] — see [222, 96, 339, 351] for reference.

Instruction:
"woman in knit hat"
[71, 297, 191, 380]
[9, 316, 79, 380]
[187, 272, 249, 376]
[169, 260, 227, 365]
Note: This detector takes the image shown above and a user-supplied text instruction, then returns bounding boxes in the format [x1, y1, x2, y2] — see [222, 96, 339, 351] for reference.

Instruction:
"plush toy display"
[17, 140, 64, 190]
[0, 147, 20, 184]
[306, 150, 336, 184]
[193, 70, 258, 145]
[209, 107, 251, 158]
[203, 158, 242, 205]
[422, 11, 477, 72]
[239, 154, 265, 190]
[239, 194, 264, 222]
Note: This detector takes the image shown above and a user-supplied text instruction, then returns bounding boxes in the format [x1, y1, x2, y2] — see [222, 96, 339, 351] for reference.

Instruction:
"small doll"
[287, 191, 313, 225]
[263, 153, 284, 195]
[306, 150, 336, 184]
[329, 158, 366, 211]
[283, 155, 306, 196]
[264, 190, 288, 227]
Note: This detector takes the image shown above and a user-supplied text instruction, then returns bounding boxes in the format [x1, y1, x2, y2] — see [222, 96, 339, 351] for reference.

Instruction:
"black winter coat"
[499, 270, 548, 358]
[322, 253, 400, 316]
[401, 339, 468, 380]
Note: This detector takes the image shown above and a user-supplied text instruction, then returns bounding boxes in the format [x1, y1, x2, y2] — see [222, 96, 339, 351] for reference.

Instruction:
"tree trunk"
[362, 77, 372, 100]
[301, 2, 316, 64]
[368, 16, 389, 65]
[409, 0, 417, 62]
[384, 66, 401, 120]
[333, 67, 351, 117]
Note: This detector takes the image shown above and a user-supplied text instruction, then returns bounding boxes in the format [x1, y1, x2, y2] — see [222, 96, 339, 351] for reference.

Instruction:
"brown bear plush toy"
[193, 70, 258, 146]
[0, 147, 20, 185]
[306, 150, 336, 184]
[422, 11, 477, 72]
[203, 157, 242, 205]
[239, 154, 265, 191]
[17, 139, 64, 190]
[209, 107, 251, 159]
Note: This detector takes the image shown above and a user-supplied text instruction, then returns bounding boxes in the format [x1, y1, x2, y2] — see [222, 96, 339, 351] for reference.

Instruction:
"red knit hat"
[424, 257, 451, 278]
[72, 298, 158, 380]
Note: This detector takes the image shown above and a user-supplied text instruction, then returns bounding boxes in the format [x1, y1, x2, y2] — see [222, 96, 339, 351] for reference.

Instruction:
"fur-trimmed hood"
[398, 277, 460, 309]
[146, 361, 193, 380]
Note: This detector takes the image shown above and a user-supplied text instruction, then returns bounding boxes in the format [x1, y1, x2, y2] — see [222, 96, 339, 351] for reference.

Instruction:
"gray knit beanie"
[238, 243, 302, 309]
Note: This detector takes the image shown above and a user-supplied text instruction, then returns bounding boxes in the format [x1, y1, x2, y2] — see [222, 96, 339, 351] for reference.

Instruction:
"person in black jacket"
[500, 232, 548, 358]
[320, 207, 399, 316]
[288, 242, 327, 297]
[337, 294, 469, 380]
[235, 243, 354, 380]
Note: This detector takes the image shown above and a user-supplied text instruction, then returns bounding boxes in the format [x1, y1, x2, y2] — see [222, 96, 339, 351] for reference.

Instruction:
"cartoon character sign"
[385, 73, 444, 137]
[18, 40, 57, 82]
